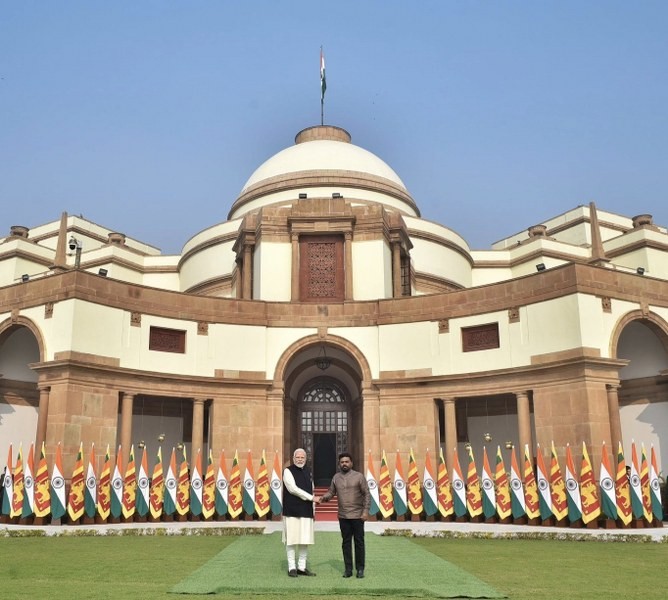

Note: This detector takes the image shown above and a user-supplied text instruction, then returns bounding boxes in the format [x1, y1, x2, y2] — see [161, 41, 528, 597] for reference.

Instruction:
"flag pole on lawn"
[320, 46, 326, 125]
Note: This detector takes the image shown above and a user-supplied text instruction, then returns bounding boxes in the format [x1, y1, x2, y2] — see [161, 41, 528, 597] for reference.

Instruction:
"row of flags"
[364, 441, 663, 526]
[2, 440, 663, 526]
[2, 444, 283, 523]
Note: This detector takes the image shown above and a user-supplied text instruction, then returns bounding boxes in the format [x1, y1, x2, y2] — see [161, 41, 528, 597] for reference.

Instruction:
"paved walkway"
[2, 518, 667, 541]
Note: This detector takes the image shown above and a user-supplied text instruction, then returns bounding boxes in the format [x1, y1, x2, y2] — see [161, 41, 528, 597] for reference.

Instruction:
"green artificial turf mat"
[171, 532, 505, 598]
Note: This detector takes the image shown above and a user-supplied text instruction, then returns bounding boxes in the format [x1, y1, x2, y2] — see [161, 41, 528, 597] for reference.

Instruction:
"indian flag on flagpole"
[22, 443, 35, 518]
[437, 448, 453, 518]
[254, 450, 270, 518]
[580, 442, 601, 525]
[269, 451, 282, 516]
[629, 441, 644, 520]
[228, 450, 243, 519]
[494, 446, 511, 521]
[509, 447, 525, 519]
[406, 448, 423, 515]
[549, 442, 568, 521]
[481, 447, 495, 520]
[190, 448, 203, 517]
[11, 443, 24, 519]
[67, 442, 85, 522]
[33, 442, 51, 519]
[163, 448, 177, 517]
[2, 445, 12, 517]
[84, 443, 97, 519]
[465, 445, 482, 518]
[97, 445, 111, 521]
[243, 450, 256, 517]
[451, 448, 467, 518]
[422, 450, 438, 517]
[202, 449, 216, 520]
[393, 451, 408, 516]
[615, 442, 632, 526]
[50, 443, 66, 521]
[366, 451, 380, 517]
[378, 450, 394, 518]
[565, 444, 582, 523]
[110, 446, 124, 519]
[216, 450, 230, 517]
[523, 444, 540, 520]
[320, 47, 326, 102]
[149, 447, 164, 520]
[599, 442, 617, 520]
[136, 446, 150, 518]
[535, 444, 552, 521]
[650, 446, 663, 523]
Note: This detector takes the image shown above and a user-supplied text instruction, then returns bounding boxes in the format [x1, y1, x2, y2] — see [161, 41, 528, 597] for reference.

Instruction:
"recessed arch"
[609, 310, 668, 360]
[0, 316, 46, 363]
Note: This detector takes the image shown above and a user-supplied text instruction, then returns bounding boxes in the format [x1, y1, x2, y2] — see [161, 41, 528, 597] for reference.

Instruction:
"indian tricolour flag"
[494, 446, 511, 520]
[269, 451, 282, 516]
[110, 446, 124, 519]
[2, 445, 13, 517]
[366, 451, 380, 517]
[599, 442, 617, 520]
[393, 451, 408, 516]
[509, 447, 525, 519]
[565, 444, 582, 523]
[629, 441, 644, 520]
[242, 450, 256, 517]
[650, 446, 663, 524]
[406, 448, 423, 515]
[215, 450, 229, 517]
[451, 448, 467, 518]
[437, 448, 453, 518]
[22, 443, 35, 518]
[481, 447, 495, 520]
[84, 443, 97, 519]
[190, 448, 203, 517]
[320, 47, 326, 101]
[535, 445, 552, 521]
[50, 443, 67, 521]
[136, 446, 150, 518]
[422, 450, 438, 517]
[163, 448, 178, 517]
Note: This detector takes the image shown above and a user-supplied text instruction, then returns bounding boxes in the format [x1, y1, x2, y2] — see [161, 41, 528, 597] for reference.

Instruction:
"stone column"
[120, 393, 135, 469]
[443, 398, 457, 474]
[291, 233, 300, 301]
[516, 391, 533, 456]
[242, 243, 253, 299]
[606, 384, 623, 452]
[344, 232, 353, 301]
[362, 386, 381, 457]
[392, 242, 402, 298]
[191, 398, 205, 457]
[34, 385, 51, 453]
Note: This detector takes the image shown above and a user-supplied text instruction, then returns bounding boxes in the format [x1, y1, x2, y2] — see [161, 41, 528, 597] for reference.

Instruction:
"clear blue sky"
[2, 2, 667, 254]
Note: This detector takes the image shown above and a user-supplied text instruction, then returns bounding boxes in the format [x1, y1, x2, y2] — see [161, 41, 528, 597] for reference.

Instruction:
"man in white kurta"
[282, 448, 320, 577]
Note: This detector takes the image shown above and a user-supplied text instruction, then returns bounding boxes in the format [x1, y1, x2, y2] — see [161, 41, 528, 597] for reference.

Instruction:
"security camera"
[68, 237, 77, 251]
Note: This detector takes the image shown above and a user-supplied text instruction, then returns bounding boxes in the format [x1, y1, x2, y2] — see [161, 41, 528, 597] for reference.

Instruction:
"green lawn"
[0, 534, 666, 599]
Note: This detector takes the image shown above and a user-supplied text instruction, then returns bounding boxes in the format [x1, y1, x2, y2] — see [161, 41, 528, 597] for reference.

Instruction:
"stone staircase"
[314, 486, 338, 522]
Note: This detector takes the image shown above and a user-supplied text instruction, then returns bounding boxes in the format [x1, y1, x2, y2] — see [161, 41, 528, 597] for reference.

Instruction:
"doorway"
[313, 433, 337, 485]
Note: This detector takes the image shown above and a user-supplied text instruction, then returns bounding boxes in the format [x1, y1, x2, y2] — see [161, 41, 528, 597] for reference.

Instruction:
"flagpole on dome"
[320, 46, 326, 126]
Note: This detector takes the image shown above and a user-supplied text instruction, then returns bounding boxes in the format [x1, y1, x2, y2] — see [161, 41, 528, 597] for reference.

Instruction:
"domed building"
[1, 124, 668, 484]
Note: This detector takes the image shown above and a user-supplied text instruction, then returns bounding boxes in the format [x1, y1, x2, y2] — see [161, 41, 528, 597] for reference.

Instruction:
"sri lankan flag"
[228, 450, 243, 519]
[422, 450, 438, 517]
[614, 442, 632, 525]
[549, 442, 568, 521]
[136, 446, 150, 518]
[523, 444, 540, 520]
[650, 446, 663, 523]
[270, 451, 282, 516]
[599, 442, 617, 520]
[378, 450, 394, 518]
[97, 445, 111, 521]
[176, 446, 190, 516]
[436, 448, 453, 518]
[189, 448, 203, 517]
[163, 448, 177, 517]
[451, 448, 467, 518]
[67, 442, 85, 522]
[149, 447, 164, 520]
[10, 443, 24, 518]
[494, 446, 511, 520]
[465, 445, 482, 517]
[84, 444, 97, 519]
[509, 447, 525, 519]
[254, 450, 270, 518]
[407, 448, 423, 515]
[215, 449, 229, 517]
[481, 447, 495, 519]
[580, 442, 601, 524]
[110, 446, 123, 519]
[640, 444, 653, 523]
[50, 443, 67, 520]
[122, 444, 137, 519]
[629, 441, 644, 520]
[242, 450, 256, 517]
[2, 445, 12, 517]
[202, 449, 216, 519]
[366, 451, 380, 516]
[565, 444, 582, 523]
[33, 442, 51, 518]
[22, 443, 35, 518]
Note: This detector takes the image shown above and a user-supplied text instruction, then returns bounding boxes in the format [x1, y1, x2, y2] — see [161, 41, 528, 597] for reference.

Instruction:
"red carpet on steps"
[314, 486, 338, 522]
